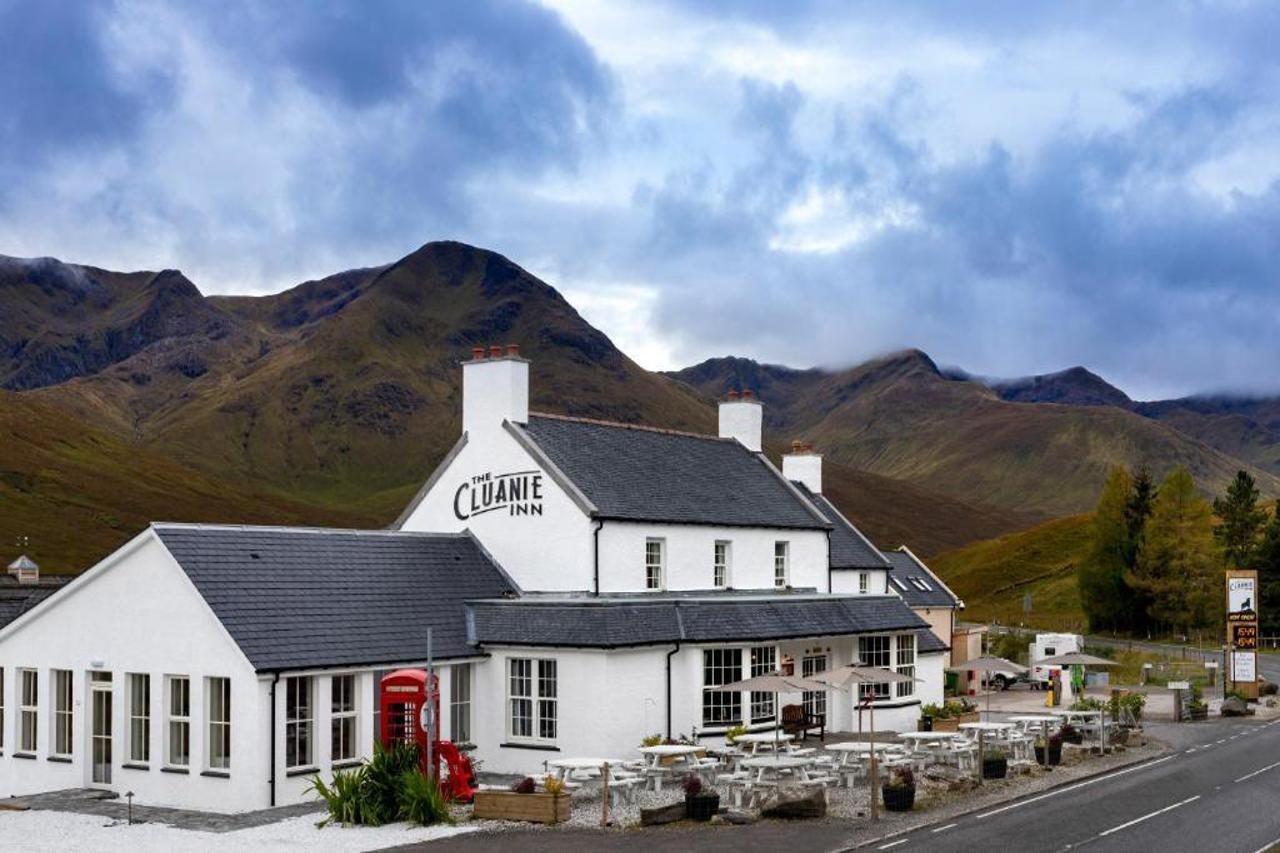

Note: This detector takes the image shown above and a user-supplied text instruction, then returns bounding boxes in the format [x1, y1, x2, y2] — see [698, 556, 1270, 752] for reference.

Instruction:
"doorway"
[90, 673, 113, 787]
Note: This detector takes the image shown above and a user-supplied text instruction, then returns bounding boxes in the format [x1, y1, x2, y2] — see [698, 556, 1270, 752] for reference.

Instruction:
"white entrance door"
[90, 674, 113, 787]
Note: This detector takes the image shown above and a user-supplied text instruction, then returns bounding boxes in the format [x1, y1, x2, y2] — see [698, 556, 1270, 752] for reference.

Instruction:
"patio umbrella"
[1036, 652, 1119, 749]
[946, 656, 1028, 720]
[704, 672, 831, 754]
[811, 665, 920, 822]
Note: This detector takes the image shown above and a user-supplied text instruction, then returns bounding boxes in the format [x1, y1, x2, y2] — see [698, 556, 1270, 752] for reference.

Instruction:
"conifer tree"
[1213, 470, 1267, 568]
[1255, 501, 1280, 636]
[1130, 467, 1221, 634]
[1079, 466, 1133, 632]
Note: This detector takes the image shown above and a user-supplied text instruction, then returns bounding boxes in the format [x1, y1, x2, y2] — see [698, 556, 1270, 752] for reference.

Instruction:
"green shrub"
[640, 734, 663, 747]
[311, 767, 370, 827]
[725, 724, 748, 744]
[362, 741, 422, 825]
[399, 770, 454, 826]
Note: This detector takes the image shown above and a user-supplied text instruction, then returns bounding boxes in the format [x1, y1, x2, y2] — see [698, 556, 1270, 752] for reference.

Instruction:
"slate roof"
[468, 592, 929, 649]
[153, 524, 518, 672]
[792, 484, 891, 570]
[0, 574, 72, 630]
[916, 628, 949, 654]
[516, 414, 830, 530]
[882, 549, 959, 608]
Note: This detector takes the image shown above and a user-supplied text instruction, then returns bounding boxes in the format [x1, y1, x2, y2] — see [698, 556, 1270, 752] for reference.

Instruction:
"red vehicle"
[379, 669, 477, 802]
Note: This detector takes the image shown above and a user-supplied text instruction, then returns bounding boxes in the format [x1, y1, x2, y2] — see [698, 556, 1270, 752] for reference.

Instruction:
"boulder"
[1260, 681, 1278, 697]
[640, 803, 687, 826]
[760, 788, 826, 820]
[1221, 697, 1254, 717]
[720, 809, 757, 825]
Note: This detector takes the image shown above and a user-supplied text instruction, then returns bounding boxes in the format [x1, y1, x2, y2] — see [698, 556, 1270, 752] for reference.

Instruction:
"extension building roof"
[153, 524, 518, 672]
[467, 590, 941, 650]
[514, 414, 831, 530]
[881, 548, 960, 608]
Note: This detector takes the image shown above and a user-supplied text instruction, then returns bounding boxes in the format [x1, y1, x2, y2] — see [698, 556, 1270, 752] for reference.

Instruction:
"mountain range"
[3, 241, 1277, 576]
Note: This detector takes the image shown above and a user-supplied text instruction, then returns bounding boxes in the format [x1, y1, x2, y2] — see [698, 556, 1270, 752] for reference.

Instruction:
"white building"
[0, 345, 946, 812]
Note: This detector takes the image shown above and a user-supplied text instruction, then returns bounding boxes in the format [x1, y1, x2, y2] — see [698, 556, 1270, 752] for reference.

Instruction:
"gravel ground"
[0, 810, 480, 852]
[461, 736, 1166, 836]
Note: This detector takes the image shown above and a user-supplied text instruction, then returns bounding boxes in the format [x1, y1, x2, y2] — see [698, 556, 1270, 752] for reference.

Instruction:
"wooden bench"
[781, 704, 826, 742]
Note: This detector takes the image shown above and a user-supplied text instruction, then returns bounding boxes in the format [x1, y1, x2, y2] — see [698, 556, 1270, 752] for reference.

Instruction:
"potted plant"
[725, 724, 748, 746]
[683, 773, 720, 821]
[1034, 732, 1063, 766]
[1058, 723, 1083, 745]
[882, 765, 916, 811]
[472, 775, 571, 825]
[982, 748, 1008, 779]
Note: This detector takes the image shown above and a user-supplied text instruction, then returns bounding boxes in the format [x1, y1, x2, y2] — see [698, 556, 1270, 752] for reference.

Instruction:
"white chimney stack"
[782, 441, 822, 494]
[462, 344, 529, 435]
[718, 389, 763, 452]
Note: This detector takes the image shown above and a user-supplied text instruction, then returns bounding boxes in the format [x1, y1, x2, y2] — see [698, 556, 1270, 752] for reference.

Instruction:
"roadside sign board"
[1226, 569, 1261, 699]
[1167, 681, 1190, 690]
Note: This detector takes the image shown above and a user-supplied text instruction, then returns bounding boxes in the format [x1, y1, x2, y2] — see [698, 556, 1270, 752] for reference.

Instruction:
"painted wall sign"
[453, 470, 544, 520]
[1228, 576, 1257, 622]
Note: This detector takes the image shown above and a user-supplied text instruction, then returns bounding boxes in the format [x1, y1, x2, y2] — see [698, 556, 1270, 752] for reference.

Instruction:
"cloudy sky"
[2, 1, 1278, 398]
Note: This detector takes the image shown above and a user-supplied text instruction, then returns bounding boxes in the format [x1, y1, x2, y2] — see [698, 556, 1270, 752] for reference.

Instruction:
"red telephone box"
[379, 669, 476, 802]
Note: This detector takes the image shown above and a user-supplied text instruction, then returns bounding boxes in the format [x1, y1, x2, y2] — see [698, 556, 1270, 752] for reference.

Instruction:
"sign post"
[1226, 570, 1260, 701]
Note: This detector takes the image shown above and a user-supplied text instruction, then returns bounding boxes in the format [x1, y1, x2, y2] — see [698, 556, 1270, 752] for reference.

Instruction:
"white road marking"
[877, 840, 908, 850]
[931, 823, 957, 833]
[1252, 835, 1280, 853]
[1098, 795, 1201, 837]
[974, 755, 1176, 819]
[1235, 760, 1280, 783]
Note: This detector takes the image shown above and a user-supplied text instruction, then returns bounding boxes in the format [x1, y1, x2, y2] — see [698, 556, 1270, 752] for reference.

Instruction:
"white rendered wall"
[831, 569, 890, 595]
[781, 453, 822, 494]
[0, 532, 265, 812]
[462, 356, 529, 436]
[398, 424, 595, 592]
[599, 522, 829, 593]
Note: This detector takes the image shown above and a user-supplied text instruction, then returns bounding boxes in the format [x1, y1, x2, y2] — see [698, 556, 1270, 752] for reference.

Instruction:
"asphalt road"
[874, 718, 1280, 853]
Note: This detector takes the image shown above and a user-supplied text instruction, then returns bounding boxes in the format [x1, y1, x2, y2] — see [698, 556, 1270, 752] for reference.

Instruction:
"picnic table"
[1051, 708, 1107, 749]
[823, 741, 902, 785]
[637, 745, 705, 791]
[1009, 715, 1062, 767]
[959, 721, 1015, 784]
[738, 755, 824, 806]
[733, 732, 795, 755]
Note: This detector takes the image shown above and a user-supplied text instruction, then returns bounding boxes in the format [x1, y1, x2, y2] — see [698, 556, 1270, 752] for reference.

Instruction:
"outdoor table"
[899, 731, 962, 765]
[637, 745, 704, 791]
[1051, 709, 1106, 750]
[740, 755, 815, 804]
[959, 721, 1015, 784]
[824, 741, 900, 785]
[733, 732, 795, 755]
[546, 757, 626, 781]
[1009, 715, 1062, 767]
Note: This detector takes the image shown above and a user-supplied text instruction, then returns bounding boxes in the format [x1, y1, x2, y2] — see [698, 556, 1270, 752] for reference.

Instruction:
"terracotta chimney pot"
[506, 343, 520, 357]
[471, 346, 486, 360]
[727, 390, 740, 400]
[489, 345, 504, 358]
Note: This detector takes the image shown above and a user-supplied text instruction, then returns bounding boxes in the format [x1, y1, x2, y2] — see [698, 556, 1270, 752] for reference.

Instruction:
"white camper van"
[1029, 632, 1083, 687]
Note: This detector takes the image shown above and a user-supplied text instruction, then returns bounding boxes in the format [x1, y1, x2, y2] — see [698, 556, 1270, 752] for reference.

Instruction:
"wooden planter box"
[473, 790, 572, 825]
[928, 711, 980, 732]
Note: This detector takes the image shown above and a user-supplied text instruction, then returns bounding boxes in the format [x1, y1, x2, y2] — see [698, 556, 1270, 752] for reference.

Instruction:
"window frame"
[18, 668, 37, 754]
[331, 674, 358, 764]
[701, 647, 744, 727]
[858, 572, 869, 594]
[857, 635, 892, 701]
[896, 634, 916, 699]
[166, 675, 191, 768]
[507, 657, 557, 744]
[773, 541, 790, 588]
[207, 676, 231, 771]
[749, 645, 778, 723]
[285, 676, 315, 770]
[0, 667, 5, 753]
[713, 540, 731, 589]
[127, 673, 150, 765]
[450, 664, 472, 745]
[51, 669, 73, 758]
[645, 538, 665, 591]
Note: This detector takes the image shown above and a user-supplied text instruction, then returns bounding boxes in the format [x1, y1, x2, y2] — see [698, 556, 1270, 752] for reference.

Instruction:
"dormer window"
[645, 538, 665, 591]
[774, 541, 789, 588]
[714, 541, 731, 588]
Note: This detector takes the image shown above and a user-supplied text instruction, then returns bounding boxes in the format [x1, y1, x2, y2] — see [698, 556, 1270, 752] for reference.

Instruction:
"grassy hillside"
[929, 514, 1093, 630]
[0, 391, 374, 573]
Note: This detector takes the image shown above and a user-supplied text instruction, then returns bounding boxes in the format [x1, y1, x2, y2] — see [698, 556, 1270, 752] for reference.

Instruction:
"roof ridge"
[150, 522, 470, 538]
[528, 411, 730, 442]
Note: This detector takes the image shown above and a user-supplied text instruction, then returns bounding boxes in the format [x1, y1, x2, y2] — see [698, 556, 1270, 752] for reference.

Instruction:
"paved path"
[867, 718, 1280, 853]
